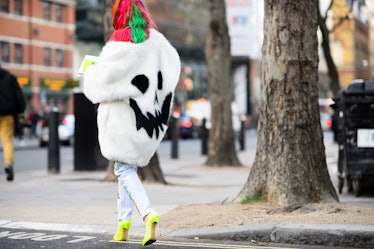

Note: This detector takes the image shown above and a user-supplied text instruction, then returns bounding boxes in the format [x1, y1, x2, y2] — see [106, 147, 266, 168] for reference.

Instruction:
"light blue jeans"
[114, 162, 154, 221]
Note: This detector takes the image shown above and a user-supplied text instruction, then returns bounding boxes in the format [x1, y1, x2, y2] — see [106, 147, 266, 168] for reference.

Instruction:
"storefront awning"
[17, 76, 33, 96]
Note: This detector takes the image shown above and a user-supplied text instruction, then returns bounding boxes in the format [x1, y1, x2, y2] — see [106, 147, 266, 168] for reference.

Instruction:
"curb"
[170, 223, 374, 248]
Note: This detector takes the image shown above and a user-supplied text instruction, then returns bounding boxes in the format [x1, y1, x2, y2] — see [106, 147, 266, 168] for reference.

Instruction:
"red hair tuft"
[112, 0, 156, 31]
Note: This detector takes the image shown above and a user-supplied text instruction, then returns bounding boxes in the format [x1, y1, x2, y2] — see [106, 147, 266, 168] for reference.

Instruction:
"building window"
[55, 4, 63, 23]
[44, 47, 51, 66]
[0, 0, 9, 13]
[56, 48, 64, 67]
[15, 43, 23, 64]
[43, 1, 51, 20]
[14, 0, 22, 15]
[0, 41, 10, 63]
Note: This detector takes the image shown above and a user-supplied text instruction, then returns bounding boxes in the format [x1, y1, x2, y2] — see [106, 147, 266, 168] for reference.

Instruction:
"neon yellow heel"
[113, 220, 132, 241]
[142, 211, 160, 246]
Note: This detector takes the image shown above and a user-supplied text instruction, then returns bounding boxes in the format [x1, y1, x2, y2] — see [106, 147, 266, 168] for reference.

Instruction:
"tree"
[318, 0, 341, 97]
[138, 153, 167, 184]
[318, 0, 368, 97]
[205, 0, 241, 167]
[103, 0, 166, 183]
[318, 0, 356, 97]
[234, 0, 339, 206]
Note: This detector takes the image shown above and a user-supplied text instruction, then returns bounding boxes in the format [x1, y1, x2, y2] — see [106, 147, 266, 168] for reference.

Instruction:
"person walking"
[82, 0, 180, 246]
[0, 63, 26, 181]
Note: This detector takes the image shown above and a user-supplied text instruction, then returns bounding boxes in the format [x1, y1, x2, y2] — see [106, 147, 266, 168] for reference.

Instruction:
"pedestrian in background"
[27, 108, 40, 138]
[82, 0, 180, 246]
[0, 62, 26, 181]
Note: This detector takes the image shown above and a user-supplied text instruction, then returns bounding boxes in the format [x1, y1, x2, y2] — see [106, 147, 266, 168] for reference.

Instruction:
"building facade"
[367, 0, 374, 80]
[144, 0, 254, 116]
[0, 0, 76, 116]
[331, 0, 371, 88]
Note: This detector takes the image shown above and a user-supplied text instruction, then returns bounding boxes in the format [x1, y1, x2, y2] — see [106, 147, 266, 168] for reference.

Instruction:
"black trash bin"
[332, 80, 374, 197]
[74, 93, 108, 171]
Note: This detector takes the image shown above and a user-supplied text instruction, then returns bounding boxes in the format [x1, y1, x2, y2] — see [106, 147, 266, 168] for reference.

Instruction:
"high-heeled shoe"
[142, 210, 160, 246]
[113, 220, 132, 241]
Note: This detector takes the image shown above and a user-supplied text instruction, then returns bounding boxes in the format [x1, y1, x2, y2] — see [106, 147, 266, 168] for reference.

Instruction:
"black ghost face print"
[129, 71, 172, 139]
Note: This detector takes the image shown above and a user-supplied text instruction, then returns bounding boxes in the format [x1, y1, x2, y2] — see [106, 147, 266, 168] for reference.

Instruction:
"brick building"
[0, 0, 76, 116]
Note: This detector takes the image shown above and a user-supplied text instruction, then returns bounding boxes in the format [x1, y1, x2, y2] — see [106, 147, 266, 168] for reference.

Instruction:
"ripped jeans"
[114, 162, 154, 221]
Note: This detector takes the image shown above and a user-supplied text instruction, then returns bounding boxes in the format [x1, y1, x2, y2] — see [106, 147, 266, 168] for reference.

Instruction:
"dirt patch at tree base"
[161, 202, 374, 233]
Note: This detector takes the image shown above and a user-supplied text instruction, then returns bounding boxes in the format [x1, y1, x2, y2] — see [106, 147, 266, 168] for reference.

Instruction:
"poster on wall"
[225, 0, 263, 59]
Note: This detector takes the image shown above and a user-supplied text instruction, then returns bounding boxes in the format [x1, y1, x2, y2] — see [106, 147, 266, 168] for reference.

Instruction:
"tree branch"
[324, 0, 333, 18]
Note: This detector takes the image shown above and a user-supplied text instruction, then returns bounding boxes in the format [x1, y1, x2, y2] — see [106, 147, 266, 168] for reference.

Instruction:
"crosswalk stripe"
[109, 239, 292, 249]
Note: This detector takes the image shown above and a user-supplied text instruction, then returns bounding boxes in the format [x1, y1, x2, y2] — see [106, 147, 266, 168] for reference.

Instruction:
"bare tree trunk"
[104, 0, 115, 41]
[235, 0, 338, 206]
[102, 0, 167, 184]
[318, 1, 341, 97]
[103, 160, 117, 182]
[205, 0, 241, 167]
[138, 153, 167, 184]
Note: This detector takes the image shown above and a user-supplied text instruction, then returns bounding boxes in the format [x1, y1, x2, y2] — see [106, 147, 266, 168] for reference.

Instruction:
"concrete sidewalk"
[0, 131, 373, 248]
[0, 146, 250, 235]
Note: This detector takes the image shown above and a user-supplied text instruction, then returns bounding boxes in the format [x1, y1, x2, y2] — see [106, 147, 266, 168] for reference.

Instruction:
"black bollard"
[239, 118, 245, 151]
[337, 146, 345, 194]
[48, 108, 60, 173]
[170, 116, 179, 159]
[201, 118, 208, 155]
[73, 93, 108, 171]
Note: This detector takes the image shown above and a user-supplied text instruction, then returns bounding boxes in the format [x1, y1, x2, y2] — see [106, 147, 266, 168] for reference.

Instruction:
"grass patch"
[241, 196, 267, 204]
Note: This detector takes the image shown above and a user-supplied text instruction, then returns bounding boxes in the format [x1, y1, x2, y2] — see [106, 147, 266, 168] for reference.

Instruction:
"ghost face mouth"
[129, 93, 172, 139]
[129, 72, 172, 139]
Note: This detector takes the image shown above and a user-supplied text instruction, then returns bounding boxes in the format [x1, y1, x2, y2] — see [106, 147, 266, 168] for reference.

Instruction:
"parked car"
[319, 98, 334, 131]
[178, 112, 197, 139]
[36, 114, 75, 147]
[320, 112, 333, 131]
[164, 111, 198, 139]
[186, 100, 243, 134]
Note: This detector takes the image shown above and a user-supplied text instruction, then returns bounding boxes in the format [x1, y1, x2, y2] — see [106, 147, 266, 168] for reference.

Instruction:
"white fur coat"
[83, 29, 181, 166]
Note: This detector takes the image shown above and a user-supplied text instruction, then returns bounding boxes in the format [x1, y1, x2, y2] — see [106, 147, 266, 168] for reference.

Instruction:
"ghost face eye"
[158, 71, 163, 90]
[131, 74, 149, 94]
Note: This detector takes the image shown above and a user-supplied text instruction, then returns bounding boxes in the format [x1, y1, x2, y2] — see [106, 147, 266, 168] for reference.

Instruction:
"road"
[0, 227, 347, 249]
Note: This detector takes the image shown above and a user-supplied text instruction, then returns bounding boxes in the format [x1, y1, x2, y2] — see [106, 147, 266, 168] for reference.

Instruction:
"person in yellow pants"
[0, 64, 25, 181]
[0, 115, 15, 180]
